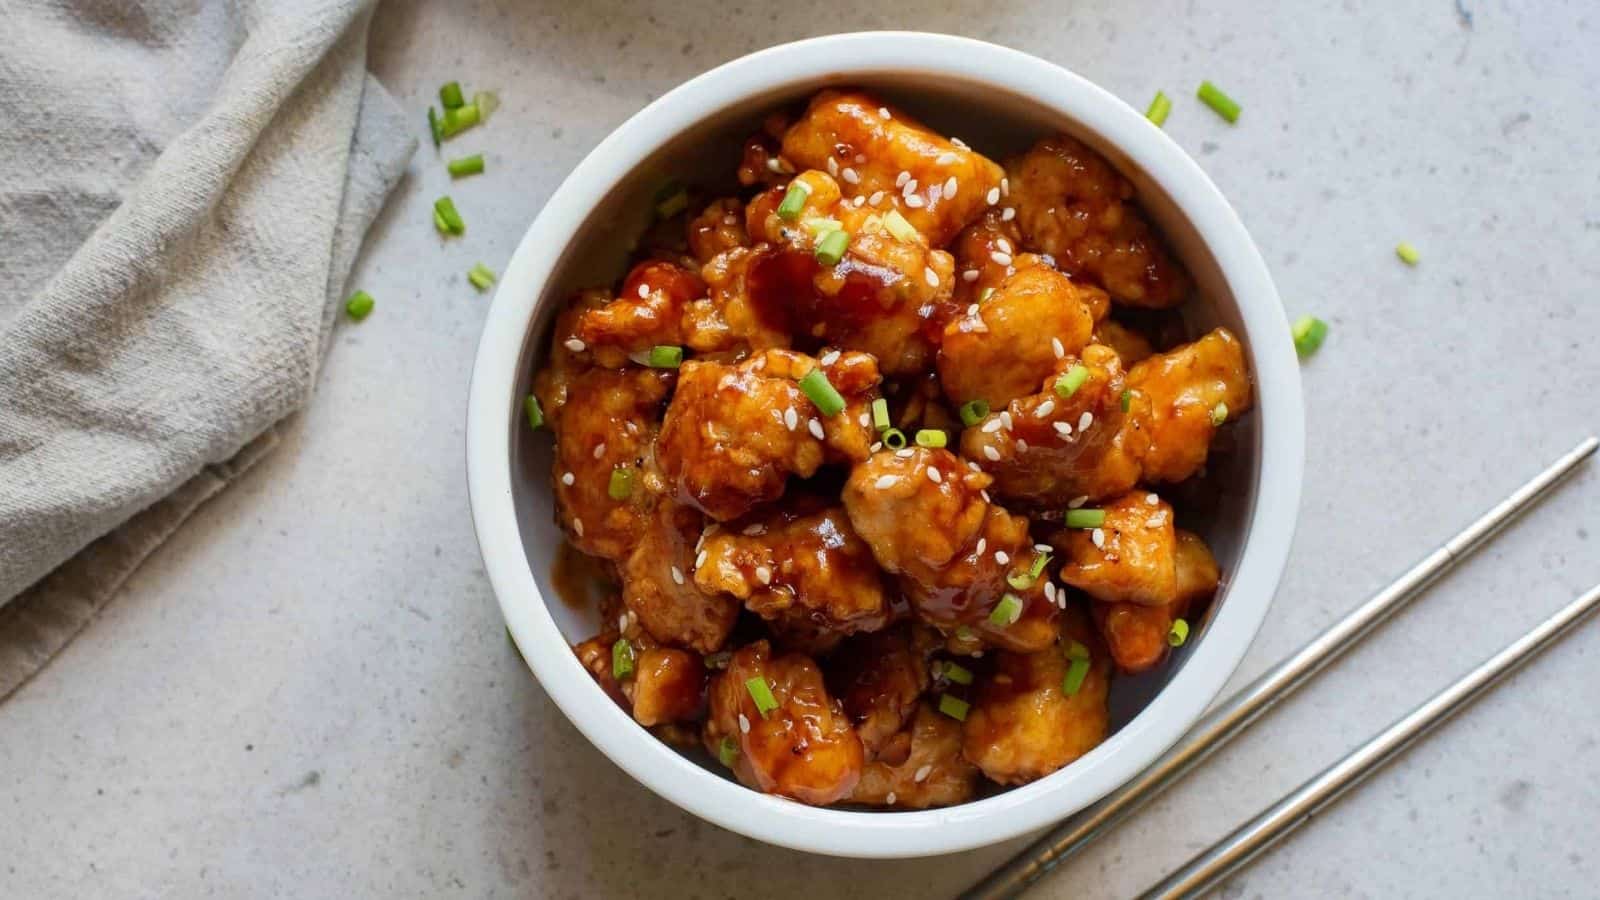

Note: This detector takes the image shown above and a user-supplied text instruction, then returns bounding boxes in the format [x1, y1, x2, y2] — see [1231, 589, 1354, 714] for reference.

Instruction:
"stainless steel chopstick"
[1138, 582, 1600, 899]
[962, 436, 1597, 900]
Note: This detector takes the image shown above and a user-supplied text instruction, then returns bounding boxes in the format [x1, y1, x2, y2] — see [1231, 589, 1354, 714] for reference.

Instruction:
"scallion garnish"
[427, 107, 443, 148]
[1054, 364, 1089, 399]
[448, 154, 485, 178]
[1062, 656, 1091, 695]
[979, 287, 995, 302]
[882, 427, 907, 450]
[717, 735, 739, 767]
[655, 185, 689, 219]
[1064, 638, 1090, 661]
[1211, 401, 1228, 426]
[914, 429, 947, 449]
[883, 209, 918, 242]
[1395, 242, 1421, 266]
[798, 367, 845, 416]
[1005, 570, 1034, 591]
[803, 217, 843, 238]
[433, 210, 451, 235]
[1120, 389, 1132, 412]
[646, 345, 684, 369]
[1196, 81, 1241, 124]
[1146, 90, 1173, 127]
[988, 592, 1024, 627]
[814, 228, 850, 266]
[472, 90, 499, 122]
[467, 262, 496, 291]
[958, 399, 990, 427]
[1292, 315, 1329, 359]
[524, 394, 545, 430]
[776, 181, 811, 221]
[607, 466, 635, 501]
[434, 196, 465, 235]
[1064, 508, 1106, 529]
[1168, 618, 1191, 647]
[440, 102, 480, 138]
[745, 676, 779, 718]
[871, 397, 890, 431]
[938, 693, 970, 722]
[611, 638, 635, 680]
[344, 290, 375, 321]
[942, 662, 974, 685]
[439, 81, 464, 110]
[1028, 552, 1051, 579]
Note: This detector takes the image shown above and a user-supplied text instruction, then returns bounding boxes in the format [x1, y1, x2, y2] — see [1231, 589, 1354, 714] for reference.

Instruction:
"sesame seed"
[981, 490, 991, 503]
[1052, 337, 1065, 359]
[868, 190, 885, 205]
[927, 466, 942, 484]
[755, 566, 772, 585]
[870, 441, 883, 452]
[886, 791, 897, 804]
[561, 472, 575, 486]
[990, 251, 1012, 266]
[875, 475, 901, 489]
[738, 714, 751, 734]
[808, 418, 825, 440]
[1000, 410, 1014, 430]
[842, 167, 860, 185]
[1146, 493, 1159, 506]
[784, 406, 798, 430]
[879, 107, 892, 119]
[896, 171, 910, 187]
[671, 566, 684, 585]
[572, 518, 584, 537]
[637, 283, 649, 298]
[564, 338, 587, 353]
[1044, 582, 1056, 603]
[964, 304, 978, 318]
[976, 538, 987, 556]
[925, 266, 939, 287]
[904, 194, 925, 208]
[766, 157, 782, 173]
[593, 442, 606, 459]
[1146, 516, 1166, 528]
[1036, 543, 1053, 553]
[820, 349, 840, 365]
[996, 238, 1012, 253]
[986, 187, 1000, 205]
[826, 157, 839, 176]
[951, 136, 969, 149]
[742, 523, 766, 536]
[944, 176, 958, 197]
[983, 445, 1000, 461]
[937, 152, 959, 165]
[1054, 421, 1073, 437]
[1068, 495, 1088, 508]
[1091, 528, 1106, 549]
[1035, 399, 1056, 418]
[994, 550, 1009, 566]
[1001, 206, 1016, 221]
[962, 269, 979, 282]
[1001, 177, 1010, 196]
[1016, 438, 1029, 451]
[1078, 411, 1094, 431]
[903, 178, 918, 194]
[969, 461, 982, 472]
[853, 195, 866, 207]
[896, 448, 915, 458]
[914, 765, 933, 783]
[929, 183, 943, 203]
[859, 411, 871, 427]
[982, 418, 1003, 433]
[695, 549, 708, 568]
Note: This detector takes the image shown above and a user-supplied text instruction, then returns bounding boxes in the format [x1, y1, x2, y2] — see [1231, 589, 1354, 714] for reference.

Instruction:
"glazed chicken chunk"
[688, 196, 751, 263]
[575, 260, 707, 367]
[620, 503, 740, 654]
[1092, 528, 1221, 673]
[850, 703, 981, 809]
[1005, 134, 1191, 308]
[1125, 327, 1252, 483]
[705, 641, 864, 805]
[573, 631, 708, 726]
[781, 89, 1005, 247]
[827, 625, 939, 758]
[1053, 491, 1179, 607]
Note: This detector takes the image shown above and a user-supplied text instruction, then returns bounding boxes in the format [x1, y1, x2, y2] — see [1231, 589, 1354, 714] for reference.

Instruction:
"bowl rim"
[467, 31, 1304, 858]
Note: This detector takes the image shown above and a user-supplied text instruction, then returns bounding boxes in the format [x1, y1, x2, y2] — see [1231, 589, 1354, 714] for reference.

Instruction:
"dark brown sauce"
[551, 540, 617, 611]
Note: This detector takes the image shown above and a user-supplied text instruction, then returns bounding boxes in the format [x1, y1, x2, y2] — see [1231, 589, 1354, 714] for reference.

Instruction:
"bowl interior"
[505, 72, 1260, 775]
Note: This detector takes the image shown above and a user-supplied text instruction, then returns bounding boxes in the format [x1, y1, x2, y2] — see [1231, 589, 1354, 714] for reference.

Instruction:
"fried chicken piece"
[1125, 327, 1252, 483]
[938, 264, 1099, 409]
[849, 703, 981, 809]
[737, 112, 795, 188]
[573, 630, 629, 709]
[688, 197, 751, 264]
[843, 448, 1058, 652]
[574, 260, 706, 367]
[961, 606, 1111, 785]
[620, 503, 739, 654]
[1091, 527, 1221, 673]
[781, 89, 1005, 247]
[695, 501, 891, 640]
[961, 344, 1149, 508]
[827, 625, 939, 758]
[949, 208, 1024, 306]
[632, 646, 708, 726]
[1052, 491, 1178, 607]
[704, 641, 864, 805]
[1005, 134, 1191, 308]
[740, 169, 956, 375]
[685, 246, 793, 355]
[657, 349, 880, 521]
[1093, 319, 1156, 366]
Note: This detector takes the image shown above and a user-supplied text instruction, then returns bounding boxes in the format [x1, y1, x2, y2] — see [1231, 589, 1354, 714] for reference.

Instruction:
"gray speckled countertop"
[4, 1, 1598, 897]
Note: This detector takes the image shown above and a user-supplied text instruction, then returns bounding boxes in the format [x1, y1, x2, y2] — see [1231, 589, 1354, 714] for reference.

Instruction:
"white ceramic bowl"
[468, 32, 1304, 858]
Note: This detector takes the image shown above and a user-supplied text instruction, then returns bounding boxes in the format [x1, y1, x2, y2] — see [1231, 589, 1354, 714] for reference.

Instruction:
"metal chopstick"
[962, 436, 1597, 900]
[1138, 582, 1600, 899]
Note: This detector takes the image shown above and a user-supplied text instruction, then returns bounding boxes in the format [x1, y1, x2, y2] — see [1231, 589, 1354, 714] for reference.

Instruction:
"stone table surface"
[4, 1, 1598, 897]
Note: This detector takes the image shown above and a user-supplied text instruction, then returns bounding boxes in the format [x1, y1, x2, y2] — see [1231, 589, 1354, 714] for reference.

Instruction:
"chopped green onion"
[434, 196, 465, 235]
[611, 638, 635, 680]
[979, 286, 995, 302]
[645, 345, 684, 368]
[467, 262, 496, 291]
[798, 367, 846, 416]
[1196, 81, 1241, 124]
[1395, 242, 1421, 266]
[938, 693, 970, 722]
[433, 210, 451, 235]
[427, 107, 443, 148]
[814, 228, 850, 266]
[607, 466, 635, 501]
[803, 217, 843, 237]
[777, 181, 811, 220]
[988, 593, 1024, 627]
[882, 427, 907, 450]
[1062, 656, 1091, 695]
[1065, 508, 1106, 529]
[745, 676, 779, 718]
[344, 290, 375, 322]
[472, 90, 500, 122]
[717, 735, 739, 767]
[1054, 364, 1089, 399]
[954, 625, 976, 642]
[524, 394, 545, 430]
[440, 102, 481, 138]
[1168, 618, 1191, 647]
[914, 429, 947, 449]
[1146, 90, 1173, 127]
[1005, 569, 1034, 590]
[942, 662, 974, 685]
[883, 209, 918, 242]
[1064, 639, 1090, 661]
[448, 154, 485, 178]
[439, 81, 464, 110]
[1120, 389, 1132, 412]
[1292, 315, 1329, 359]
[959, 399, 990, 427]
[1211, 401, 1228, 426]
[871, 397, 891, 431]
[655, 186, 689, 219]
[1029, 552, 1051, 580]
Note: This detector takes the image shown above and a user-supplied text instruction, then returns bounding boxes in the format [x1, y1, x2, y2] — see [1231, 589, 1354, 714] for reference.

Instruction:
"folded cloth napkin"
[0, 0, 416, 699]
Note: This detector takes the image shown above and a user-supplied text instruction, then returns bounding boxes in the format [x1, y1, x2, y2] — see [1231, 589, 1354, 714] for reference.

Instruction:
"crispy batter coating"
[696, 501, 891, 639]
[1053, 491, 1178, 607]
[781, 90, 1005, 247]
[657, 349, 880, 520]
[573, 631, 629, 709]
[1091, 527, 1221, 673]
[950, 209, 1023, 306]
[686, 246, 792, 355]
[620, 503, 739, 654]
[827, 625, 939, 758]
[688, 197, 752, 264]
[1126, 327, 1252, 483]
[1005, 134, 1191, 308]
[575, 260, 706, 366]
[850, 703, 980, 808]
[1093, 319, 1156, 366]
[961, 344, 1148, 508]
[961, 606, 1111, 785]
[938, 264, 1098, 409]
[705, 641, 864, 804]
[632, 646, 708, 726]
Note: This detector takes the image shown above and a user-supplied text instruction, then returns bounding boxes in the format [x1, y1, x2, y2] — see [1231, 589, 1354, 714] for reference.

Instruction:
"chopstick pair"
[964, 436, 1600, 900]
